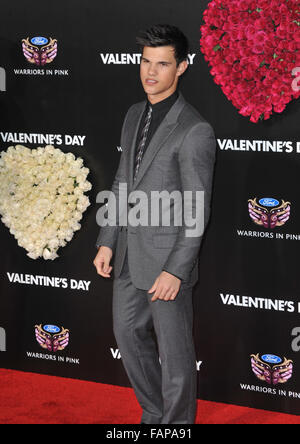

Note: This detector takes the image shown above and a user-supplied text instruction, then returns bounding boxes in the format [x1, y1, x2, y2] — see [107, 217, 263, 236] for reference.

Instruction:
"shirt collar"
[147, 90, 179, 114]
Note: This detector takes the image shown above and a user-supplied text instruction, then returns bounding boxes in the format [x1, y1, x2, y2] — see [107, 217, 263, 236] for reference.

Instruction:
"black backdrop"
[1, 0, 300, 416]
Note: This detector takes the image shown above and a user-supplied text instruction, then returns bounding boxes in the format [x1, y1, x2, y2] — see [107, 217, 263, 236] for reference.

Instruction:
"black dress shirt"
[134, 90, 182, 282]
[135, 90, 179, 155]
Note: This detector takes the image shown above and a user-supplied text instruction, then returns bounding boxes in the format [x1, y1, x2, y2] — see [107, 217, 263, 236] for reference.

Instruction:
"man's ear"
[177, 60, 189, 77]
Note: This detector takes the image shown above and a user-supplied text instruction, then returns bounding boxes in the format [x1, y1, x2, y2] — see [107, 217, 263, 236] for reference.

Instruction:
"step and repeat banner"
[1, 0, 300, 416]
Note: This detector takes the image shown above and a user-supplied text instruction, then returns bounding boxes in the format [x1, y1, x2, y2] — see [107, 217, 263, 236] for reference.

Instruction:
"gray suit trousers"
[113, 246, 197, 424]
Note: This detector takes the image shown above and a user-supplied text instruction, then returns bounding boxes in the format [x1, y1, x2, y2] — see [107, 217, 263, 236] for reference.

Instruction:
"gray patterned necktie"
[133, 104, 153, 182]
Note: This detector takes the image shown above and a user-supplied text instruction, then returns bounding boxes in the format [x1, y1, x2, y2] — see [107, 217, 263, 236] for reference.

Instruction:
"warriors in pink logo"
[22, 37, 57, 66]
[248, 197, 291, 229]
[35, 324, 69, 352]
[251, 353, 293, 385]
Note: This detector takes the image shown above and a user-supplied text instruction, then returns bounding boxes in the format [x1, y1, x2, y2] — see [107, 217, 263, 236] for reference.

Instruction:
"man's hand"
[148, 271, 181, 302]
[94, 246, 113, 278]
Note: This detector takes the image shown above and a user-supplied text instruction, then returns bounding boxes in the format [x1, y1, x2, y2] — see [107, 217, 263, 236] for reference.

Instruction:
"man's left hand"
[148, 271, 181, 302]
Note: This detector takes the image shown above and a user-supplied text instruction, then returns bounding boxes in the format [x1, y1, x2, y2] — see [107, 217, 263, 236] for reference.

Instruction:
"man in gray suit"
[94, 24, 216, 424]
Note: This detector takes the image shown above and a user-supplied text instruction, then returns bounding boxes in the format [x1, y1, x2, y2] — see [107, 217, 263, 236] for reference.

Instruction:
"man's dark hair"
[136, 24, 189, 66]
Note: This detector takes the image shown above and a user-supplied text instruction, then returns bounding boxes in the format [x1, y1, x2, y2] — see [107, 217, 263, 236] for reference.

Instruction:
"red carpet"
[0, 368, 299, 424]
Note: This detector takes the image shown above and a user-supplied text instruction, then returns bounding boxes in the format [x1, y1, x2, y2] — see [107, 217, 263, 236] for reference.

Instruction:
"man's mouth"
[145, 79, 158, 85]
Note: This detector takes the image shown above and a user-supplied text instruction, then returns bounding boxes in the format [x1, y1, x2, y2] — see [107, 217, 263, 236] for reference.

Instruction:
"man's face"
[140, 46, 188, 104]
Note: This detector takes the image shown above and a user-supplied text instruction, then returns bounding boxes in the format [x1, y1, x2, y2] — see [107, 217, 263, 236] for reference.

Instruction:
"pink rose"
[200, 0, 300, 122]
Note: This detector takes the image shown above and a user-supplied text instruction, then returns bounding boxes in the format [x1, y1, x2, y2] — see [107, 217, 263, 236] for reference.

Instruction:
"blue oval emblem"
[259, 198, 280, 208]
[43, 324, 61, 334]
[261, 354, 282, 364]
[31, 36, 49, 46]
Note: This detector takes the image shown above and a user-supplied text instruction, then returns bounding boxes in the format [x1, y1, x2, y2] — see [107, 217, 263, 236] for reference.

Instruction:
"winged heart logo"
[22, 36, 58, 66]
[251, 353, 293, 385]
[200, 0, 300, 122]
[35, 324, 69, 352]
[248, 197, 291, 229]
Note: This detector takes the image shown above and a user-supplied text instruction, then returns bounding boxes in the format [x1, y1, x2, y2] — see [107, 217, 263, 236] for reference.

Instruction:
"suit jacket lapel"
[127, 101, 146, 190]
[129, 92, 186, 191]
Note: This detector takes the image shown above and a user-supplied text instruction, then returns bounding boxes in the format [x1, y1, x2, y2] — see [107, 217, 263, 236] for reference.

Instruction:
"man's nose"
[148, 63, 157, 76]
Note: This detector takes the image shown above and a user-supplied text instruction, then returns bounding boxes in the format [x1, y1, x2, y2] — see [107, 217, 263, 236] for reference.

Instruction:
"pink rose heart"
[200, 0, 300, 122]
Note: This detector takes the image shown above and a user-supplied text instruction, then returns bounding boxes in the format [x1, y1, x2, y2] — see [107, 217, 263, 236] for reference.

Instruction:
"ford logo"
[43, 324, 61, 334]
[261, 354, 282, 364]
[259, 198, 280, 207]
[31, 36, 49, 46]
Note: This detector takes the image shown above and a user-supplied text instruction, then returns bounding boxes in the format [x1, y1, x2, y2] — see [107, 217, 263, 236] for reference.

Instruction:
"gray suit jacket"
[96, 92, 216, 290]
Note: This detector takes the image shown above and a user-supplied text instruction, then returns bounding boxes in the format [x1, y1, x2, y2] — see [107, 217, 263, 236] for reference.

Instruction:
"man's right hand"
[94, 246, 113, 278]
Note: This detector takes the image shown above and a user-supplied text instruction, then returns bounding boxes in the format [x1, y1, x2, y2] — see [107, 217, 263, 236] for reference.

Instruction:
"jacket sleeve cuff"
[162, 268, 183, 282]
[95, 228, 118, 253]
